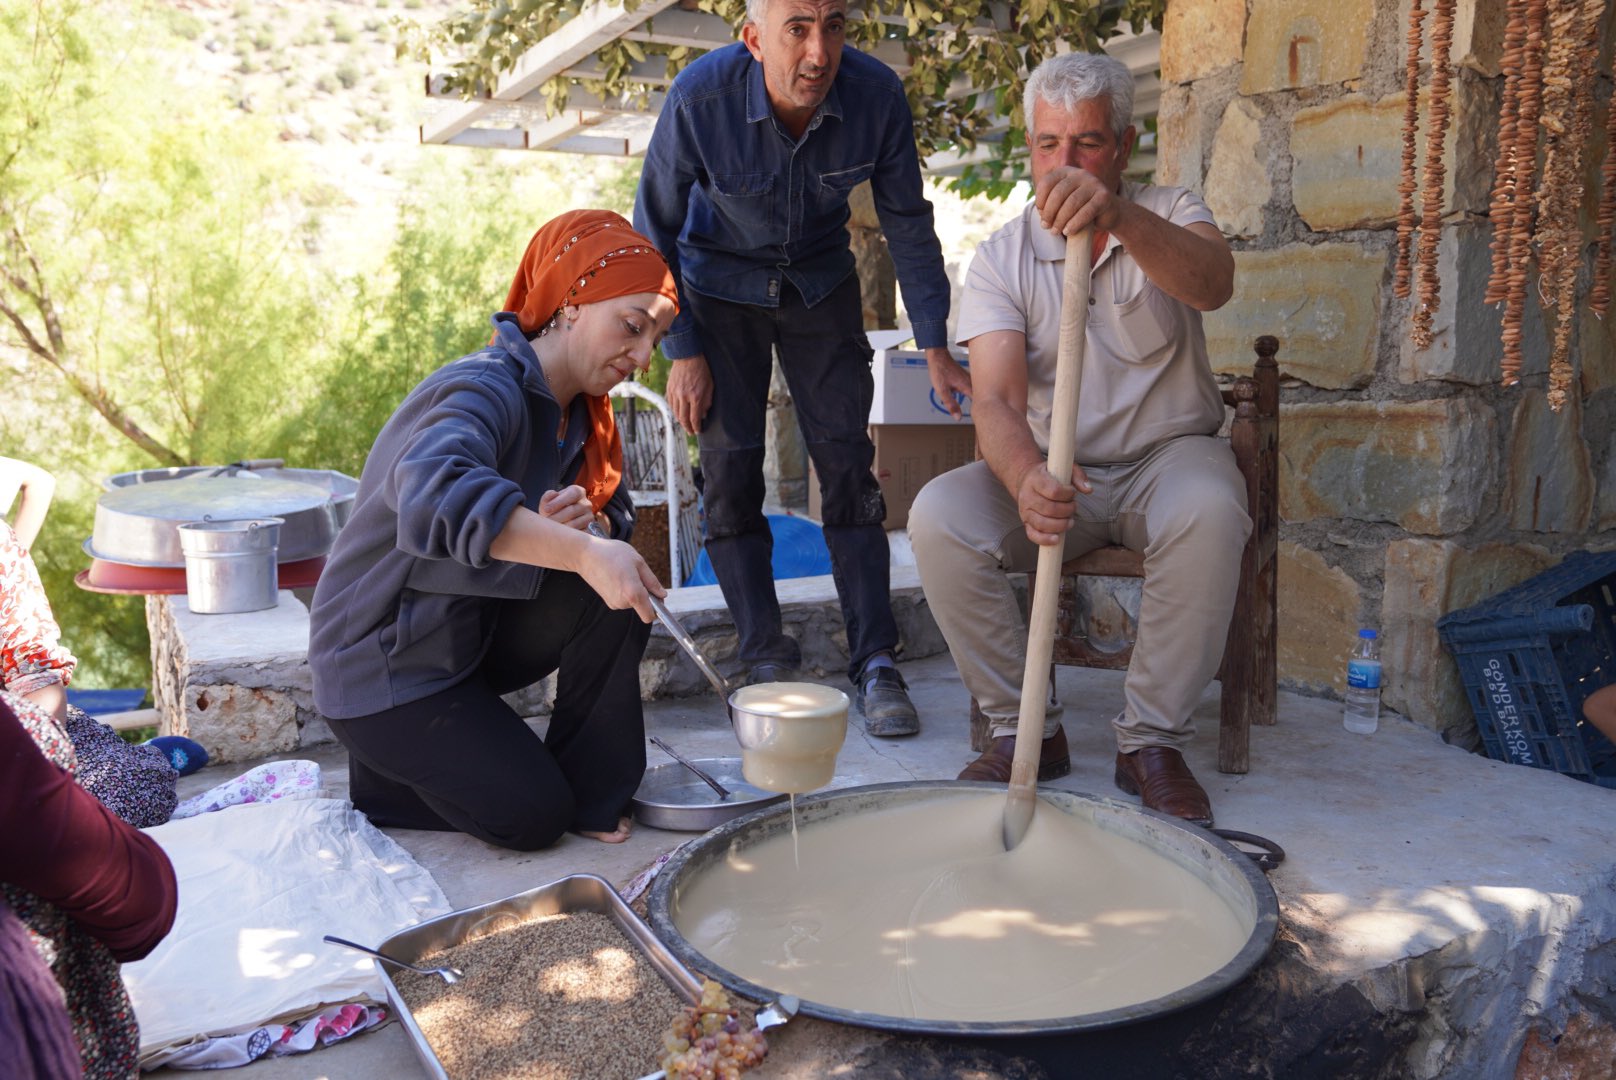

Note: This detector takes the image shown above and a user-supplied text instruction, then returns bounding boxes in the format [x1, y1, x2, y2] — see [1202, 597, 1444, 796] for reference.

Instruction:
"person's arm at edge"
[0, 701, 177, 962]
[632, 85, 702, 361]
[0, 459, 55, 552]
[633, 87, 714, 430]
[0, 523, 76, 709]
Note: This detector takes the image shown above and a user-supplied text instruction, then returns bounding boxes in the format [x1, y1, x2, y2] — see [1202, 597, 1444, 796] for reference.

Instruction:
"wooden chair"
[968, 335, 1280, 775]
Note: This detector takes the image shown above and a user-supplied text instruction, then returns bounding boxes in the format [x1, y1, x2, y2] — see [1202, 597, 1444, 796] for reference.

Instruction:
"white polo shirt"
[955, 182, 1226, 466]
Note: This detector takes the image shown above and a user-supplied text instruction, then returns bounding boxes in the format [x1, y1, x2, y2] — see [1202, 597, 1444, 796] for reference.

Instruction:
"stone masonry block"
[1506, 390, 1594, 533]
[1382, 538, 1555, 742]
[1241, 0, 1373, 94]
[1204, 99, 1269, 238]
[1292, 78, 1494, 233]
[1277, 540, 1362, 694]
[1451, 0, 1507, 75]
[1153, 83, 1204, 190]
[1279, 399, 1497, 533]
[1580, 238, 1616, 397]
[184, 684, 300, 763]
[1397, 223, 1514, 386]
[1160, 0, 1247, 84]
[146, 592, 325, 765]
[1204, 244, 1385, 388]
[1598, 412, 1616, 531]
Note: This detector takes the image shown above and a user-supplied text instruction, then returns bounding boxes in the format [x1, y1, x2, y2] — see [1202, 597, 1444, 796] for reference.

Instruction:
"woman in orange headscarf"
[308, 210, 679, 850]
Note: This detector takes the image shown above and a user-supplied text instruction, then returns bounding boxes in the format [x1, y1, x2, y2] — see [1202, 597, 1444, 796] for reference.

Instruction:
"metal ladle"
[323, 935, 463, 984]
[648, 594, 731, 698]
[648, 734, 733, 800]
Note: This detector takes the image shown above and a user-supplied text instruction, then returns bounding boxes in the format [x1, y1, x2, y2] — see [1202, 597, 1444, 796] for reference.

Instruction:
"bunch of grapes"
[660, 979, 769, 1080]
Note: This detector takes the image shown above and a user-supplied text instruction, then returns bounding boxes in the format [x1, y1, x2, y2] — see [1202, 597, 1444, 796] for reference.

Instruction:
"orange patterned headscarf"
[499, 210, 679, 514]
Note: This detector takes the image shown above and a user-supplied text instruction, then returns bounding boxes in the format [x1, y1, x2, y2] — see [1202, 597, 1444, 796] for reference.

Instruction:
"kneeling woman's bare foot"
[579, 816, 632, 844]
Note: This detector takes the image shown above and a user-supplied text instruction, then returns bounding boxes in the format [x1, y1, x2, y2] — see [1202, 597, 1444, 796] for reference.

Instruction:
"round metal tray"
[632, 758, 787, 832]
[89, 475, 339, 567]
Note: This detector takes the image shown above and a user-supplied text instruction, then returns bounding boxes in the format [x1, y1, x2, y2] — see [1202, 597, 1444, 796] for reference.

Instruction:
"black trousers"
[327, 570, 651, 850]
[686, 275, 897, 681]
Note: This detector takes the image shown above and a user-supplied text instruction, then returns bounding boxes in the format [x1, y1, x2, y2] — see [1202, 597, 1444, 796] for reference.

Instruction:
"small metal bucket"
[177, 517, 283, 614]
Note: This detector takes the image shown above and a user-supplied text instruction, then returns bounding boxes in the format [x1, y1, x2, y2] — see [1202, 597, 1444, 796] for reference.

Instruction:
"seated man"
[909, 52, 1248, 827]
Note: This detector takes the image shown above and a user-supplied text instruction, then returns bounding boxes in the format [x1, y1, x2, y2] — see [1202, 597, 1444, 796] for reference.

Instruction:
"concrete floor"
[151, 652, 1616, 1080]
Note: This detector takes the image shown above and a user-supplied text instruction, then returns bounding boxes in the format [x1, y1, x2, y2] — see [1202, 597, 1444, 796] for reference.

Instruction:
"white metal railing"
[609, 381, 700, 587]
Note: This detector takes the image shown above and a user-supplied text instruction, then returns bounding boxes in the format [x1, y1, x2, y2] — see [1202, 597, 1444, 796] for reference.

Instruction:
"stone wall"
[1159, 0, 1615, 740]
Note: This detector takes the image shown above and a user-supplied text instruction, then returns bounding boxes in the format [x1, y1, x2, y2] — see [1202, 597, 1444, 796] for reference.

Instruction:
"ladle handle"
[1004, 229, 1091, 851]
[323, 935, 431, 975]
[649, 594, 732, 699]
[649, 735, 732, 800]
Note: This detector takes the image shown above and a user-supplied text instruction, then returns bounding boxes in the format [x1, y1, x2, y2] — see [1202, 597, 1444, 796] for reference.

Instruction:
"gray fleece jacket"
[309, 312, 633, 719]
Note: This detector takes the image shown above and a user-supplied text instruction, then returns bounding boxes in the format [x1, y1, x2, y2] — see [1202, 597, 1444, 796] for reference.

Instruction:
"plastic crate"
[1437, 549, 1616, 788]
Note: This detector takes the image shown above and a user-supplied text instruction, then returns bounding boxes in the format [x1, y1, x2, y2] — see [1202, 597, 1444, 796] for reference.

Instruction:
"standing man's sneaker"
[856, 662, 919, 737]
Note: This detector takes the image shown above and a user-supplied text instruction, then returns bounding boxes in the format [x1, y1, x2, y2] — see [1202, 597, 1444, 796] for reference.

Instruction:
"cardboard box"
[809, 424, 978, 530]
[869, 346, 971, 425]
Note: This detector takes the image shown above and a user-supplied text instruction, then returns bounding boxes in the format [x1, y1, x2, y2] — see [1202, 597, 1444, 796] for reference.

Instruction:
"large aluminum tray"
[375, 873, 701, 1080]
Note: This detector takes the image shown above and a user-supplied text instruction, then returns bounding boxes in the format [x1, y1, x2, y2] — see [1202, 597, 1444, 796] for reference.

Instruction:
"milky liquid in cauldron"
[673, 789, 1252, 1023]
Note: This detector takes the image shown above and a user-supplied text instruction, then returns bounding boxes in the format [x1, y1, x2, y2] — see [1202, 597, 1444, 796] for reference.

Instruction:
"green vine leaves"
[408, 0, 1166, 194]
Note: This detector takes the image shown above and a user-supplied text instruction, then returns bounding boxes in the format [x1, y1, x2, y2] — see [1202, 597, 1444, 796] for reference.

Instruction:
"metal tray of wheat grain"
[375, 873, 703, 1080]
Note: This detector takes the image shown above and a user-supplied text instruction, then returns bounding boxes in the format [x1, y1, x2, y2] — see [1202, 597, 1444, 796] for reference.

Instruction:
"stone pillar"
[147, 592, 329, 766]
[764, 354, 809, 510]
[848, 180, 897, 330]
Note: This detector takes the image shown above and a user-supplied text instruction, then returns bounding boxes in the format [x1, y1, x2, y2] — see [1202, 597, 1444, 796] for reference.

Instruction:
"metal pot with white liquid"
[648, 595, 848, 795]
[646, 781, 1281, 1038]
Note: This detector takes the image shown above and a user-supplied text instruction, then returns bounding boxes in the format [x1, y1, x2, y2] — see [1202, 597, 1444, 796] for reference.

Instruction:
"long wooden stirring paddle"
[1003, 228, 1092, 851]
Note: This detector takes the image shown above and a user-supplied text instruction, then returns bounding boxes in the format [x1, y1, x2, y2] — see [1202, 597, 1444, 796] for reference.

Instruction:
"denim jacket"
[634, 42, 950, 358]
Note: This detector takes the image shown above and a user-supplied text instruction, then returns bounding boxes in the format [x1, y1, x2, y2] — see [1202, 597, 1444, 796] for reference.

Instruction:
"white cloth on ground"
[123, 796, 450, 1065]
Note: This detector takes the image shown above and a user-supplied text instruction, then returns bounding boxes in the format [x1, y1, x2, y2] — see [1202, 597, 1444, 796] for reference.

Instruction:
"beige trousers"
[908, 436, 1251, 751]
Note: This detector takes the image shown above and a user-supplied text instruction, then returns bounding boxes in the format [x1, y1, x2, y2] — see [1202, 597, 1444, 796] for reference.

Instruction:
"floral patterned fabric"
[0, 521, 75, 698]
[1, 690, 142, 1080]
[172, 760, 322, 820]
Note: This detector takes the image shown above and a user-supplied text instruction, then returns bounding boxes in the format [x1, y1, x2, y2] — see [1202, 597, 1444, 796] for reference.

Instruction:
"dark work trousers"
[326, 570, 651, 850]
[686, 274, 898, 683]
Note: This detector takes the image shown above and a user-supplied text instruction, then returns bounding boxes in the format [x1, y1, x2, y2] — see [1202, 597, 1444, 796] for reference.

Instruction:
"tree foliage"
[0, 0, 330, 469]
[417, 0, 1167, 191]
[0, 1, 645, 688]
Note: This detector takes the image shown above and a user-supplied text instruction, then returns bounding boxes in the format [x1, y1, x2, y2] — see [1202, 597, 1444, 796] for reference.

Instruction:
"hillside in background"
[160, 0, 641, 276]
[159, 0, 1004, 297]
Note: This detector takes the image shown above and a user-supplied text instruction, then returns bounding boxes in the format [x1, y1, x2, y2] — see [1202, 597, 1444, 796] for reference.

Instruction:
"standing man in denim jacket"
[634, 0, 968, 735]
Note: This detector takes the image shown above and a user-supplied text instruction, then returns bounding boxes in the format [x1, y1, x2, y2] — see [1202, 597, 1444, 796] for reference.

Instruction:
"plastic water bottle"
[1343, 629, 1382, 734]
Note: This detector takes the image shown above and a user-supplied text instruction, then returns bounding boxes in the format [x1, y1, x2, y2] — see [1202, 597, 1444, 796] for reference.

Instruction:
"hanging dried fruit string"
[1394, 0, 1427, 300]
[1499, 0, 1550, 387]
[1412, 0, 1456, 350]
[1484, 0, 1529, 307]
[1532, 0, 1607, 411]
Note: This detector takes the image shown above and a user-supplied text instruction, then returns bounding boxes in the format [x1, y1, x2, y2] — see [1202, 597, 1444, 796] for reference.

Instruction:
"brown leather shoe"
[1114, 747, 1214, 827]
[958, 726, 1071, 782]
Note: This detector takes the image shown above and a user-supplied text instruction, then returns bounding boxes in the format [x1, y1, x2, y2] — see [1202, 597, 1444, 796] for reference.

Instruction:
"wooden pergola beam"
[420, 0, 682, 144]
